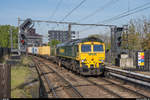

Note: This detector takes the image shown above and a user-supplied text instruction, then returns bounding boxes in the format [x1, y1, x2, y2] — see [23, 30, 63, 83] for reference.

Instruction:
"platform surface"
[105, 62, 150, 76]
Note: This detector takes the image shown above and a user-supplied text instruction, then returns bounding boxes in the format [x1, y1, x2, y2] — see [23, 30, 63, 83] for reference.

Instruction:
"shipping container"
[34, 47, 38, 54]
[38, 46, 42, 55]
[38, 46, 50, 56]
[42, 46, 51, 56]
[27, 47, 32, 54]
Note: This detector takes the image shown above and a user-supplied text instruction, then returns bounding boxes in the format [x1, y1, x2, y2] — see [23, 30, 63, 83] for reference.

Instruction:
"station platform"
[105, 62, 150, 76]
[134, 71, 150, 76]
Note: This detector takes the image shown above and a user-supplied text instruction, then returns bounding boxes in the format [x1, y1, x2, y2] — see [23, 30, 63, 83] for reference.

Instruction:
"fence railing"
[0, 47, 11, 58]
[0, 64, 11, 98]
[144, 50, 150, 71]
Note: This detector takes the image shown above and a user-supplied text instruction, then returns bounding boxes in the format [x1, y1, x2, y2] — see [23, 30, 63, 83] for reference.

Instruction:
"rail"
[100, 77, 150, 98]
[84, 78, 122, 98]
[105, 66, 150, 88]
[32, 58, 58, 98]
[34, 57, 84, 98]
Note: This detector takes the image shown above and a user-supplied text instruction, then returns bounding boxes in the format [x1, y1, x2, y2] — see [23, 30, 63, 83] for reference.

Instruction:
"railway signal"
[19, 18, 33, 53]
[20, 34, 26, 45]
[117, 35, 122, 47]
[115, 27, 123, 49]
[20, 18, 32, 31]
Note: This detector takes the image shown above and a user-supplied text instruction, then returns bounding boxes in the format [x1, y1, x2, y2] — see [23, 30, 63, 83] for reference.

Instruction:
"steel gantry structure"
[18, 18, 115, 42]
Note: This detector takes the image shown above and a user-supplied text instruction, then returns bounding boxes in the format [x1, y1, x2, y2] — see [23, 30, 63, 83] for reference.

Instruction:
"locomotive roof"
[57, 37, 104, 47]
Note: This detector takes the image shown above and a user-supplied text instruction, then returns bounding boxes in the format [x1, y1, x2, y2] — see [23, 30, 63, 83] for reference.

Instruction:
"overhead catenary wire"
[102, 6, 150, 23]
[50, 0, 63, 20]
[100, 1, 150, 23]
[61, 0, 87, 21]
[77, 0, 119, 22]
[79, 1, 150, 32]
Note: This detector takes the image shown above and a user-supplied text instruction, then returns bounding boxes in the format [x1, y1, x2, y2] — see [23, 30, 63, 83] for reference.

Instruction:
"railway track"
[32, 56, 150, 98]
[89, 77, 150, 98]
[105, 66, 150, 83]
[33, 56, 84, 98]
[76, 73, 150, 98]
[84, 77, 122, 98]
[101, 78, 150, 98]
[37, 57, 122, 98]
[32, 58, 58, 98]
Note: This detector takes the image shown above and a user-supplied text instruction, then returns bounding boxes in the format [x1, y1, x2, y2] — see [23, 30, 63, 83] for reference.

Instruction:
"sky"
[0, 0, 150, 43]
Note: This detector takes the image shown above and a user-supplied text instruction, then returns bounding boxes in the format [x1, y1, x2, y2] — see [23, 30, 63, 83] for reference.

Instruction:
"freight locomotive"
[28, 37, 106, 76]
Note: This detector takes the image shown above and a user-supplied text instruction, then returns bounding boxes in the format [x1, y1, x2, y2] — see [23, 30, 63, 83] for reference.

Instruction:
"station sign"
[137, 52, 144, 67]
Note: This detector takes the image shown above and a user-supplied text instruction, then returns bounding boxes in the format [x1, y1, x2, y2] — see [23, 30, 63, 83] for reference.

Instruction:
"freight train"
[28, 37, 106, 76]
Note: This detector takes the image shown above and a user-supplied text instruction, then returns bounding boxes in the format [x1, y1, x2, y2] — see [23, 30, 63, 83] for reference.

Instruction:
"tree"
[48, 42, 50, 46]
[125, 17, 150, 50]
[127, 20, 141, 50]
[0, 25, 18, 48]
[142, 33, 150, 50]
[121, 20, 142, 51]
[49, 39, 61, 56]
[49, 39, 61, 48]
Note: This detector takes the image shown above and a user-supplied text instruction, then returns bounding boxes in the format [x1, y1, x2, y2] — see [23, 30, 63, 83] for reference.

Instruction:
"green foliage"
[0, 25, 18, 48]
[48, 40, 61, 56]
[121, 18, 150, 51]
[49, 39, 61, 47]
[48, 42, 50, 46]
[11, 56, 37, 98]
[122, 21, 141, 50]
[142, 33, 150, 50]
[50, 47, 56, 56]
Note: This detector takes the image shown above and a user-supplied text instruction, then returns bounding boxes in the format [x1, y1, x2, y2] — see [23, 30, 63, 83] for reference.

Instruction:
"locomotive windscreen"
[93, 45, 104, 52]
[81, 45, 91, 52]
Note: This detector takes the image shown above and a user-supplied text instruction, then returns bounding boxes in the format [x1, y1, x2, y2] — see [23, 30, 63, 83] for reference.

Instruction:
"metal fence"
[0, 47, 11, 58]
[144, 50, 150, 71]
[0, 64, 11, 98]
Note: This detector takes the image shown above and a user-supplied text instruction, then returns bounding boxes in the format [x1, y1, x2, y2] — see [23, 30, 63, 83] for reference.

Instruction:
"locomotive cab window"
[81, 45, 91, 52]
[93, 45, 103, 52]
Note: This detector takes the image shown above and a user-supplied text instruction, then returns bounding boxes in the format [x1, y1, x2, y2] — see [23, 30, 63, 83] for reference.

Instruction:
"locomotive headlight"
[82, 60, 84, 62]
[82, 59, 86, 62]
[99, 59, 104, 62]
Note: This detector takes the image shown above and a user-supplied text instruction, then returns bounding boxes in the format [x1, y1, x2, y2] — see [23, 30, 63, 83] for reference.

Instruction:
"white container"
[27, 47, 32, 54]
[34, 47, 38, 54]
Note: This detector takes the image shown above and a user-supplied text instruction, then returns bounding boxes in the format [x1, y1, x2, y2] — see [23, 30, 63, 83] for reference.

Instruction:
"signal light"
[21, 40, 25, 45]
[20, 34, 26, 45]
[21, 40, 24, 43]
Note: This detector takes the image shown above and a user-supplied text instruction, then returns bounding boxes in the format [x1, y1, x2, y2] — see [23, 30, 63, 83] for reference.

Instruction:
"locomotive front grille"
[90, 64, 94, 70]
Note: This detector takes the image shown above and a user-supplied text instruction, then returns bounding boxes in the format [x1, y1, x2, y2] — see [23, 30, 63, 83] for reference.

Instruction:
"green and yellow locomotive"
[56, 37, 105, 76]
